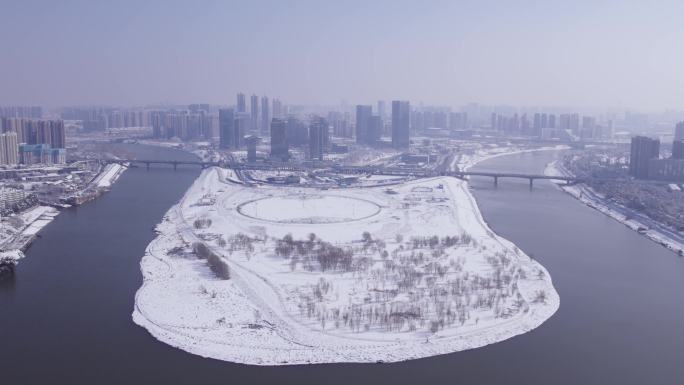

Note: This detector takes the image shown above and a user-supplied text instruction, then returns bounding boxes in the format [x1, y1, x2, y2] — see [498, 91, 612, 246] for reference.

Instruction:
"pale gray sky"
[2, 0, 683, 110]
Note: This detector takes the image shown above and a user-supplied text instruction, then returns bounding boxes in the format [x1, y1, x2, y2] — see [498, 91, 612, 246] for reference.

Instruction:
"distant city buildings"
[0, 118, 66, 165]
[61, 107, 147, 131]
[18, 144, 65, 165]
[391, 101, 410, 149]
[0, 106, 42, 119]
[629, 136, 660, 179]
[1, 118, 65, 148]
[150, 109, 213, 140]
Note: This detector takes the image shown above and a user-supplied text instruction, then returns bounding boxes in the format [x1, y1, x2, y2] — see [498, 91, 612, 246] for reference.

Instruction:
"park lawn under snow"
[133, 167, 559, 365]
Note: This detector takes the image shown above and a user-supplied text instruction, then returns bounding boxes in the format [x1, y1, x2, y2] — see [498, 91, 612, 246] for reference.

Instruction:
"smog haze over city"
[3, 0, 684, 109]
[3, 1, 684, 385]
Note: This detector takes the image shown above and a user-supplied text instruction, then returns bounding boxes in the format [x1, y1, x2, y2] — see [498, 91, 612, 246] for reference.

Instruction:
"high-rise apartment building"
[309, 117, 327, 161]
[260, 96, 270, 135]
[0, 132, 18, 165]
[1, 119, 65, 149]
[219, 108, 236, 149]
[629, 136, 660, 179]
[250, 95, 259, 132]
[391, 101, 410, 149]
[237, 93, 246, 113]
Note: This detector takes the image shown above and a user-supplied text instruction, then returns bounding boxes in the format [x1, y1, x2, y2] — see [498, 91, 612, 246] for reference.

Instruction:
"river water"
[2, 146, 683, 385]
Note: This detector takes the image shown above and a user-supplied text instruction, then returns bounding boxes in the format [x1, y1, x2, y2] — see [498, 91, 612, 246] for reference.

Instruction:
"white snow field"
[133, 167, 559, 365]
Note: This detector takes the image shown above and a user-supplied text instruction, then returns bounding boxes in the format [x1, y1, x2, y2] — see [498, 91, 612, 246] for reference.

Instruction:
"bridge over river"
[107, 159, 583, 187]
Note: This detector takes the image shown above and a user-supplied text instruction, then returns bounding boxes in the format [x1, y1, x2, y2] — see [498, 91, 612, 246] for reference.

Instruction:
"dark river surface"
[2, 146, 684, 385]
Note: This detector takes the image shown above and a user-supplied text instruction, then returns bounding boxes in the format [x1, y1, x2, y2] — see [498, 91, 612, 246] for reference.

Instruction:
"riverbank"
[545, 160, 684, 255]
[0, 162, 129, 274]
[133, 151, 559, 365]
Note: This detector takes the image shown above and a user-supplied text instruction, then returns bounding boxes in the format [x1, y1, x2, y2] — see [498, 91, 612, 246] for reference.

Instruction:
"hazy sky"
[2, 0, 684, 109]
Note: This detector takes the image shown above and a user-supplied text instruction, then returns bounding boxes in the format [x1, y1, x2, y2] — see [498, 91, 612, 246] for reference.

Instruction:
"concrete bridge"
[444, 171, 582, 187]
[107, 159, 582, 186]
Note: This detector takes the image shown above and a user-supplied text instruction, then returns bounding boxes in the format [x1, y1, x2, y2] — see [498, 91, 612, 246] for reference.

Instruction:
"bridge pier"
[173, 162, 178, 171]
[145, 162, 150, 171]
[493, 176, 498, 187]
[529, 178, 534, 189]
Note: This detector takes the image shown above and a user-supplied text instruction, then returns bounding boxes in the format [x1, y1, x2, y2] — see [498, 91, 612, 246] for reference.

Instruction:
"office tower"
[286, 117, 308, 146]
[675, 122, 684, 141]
[219, 108, 235, 149]
[673, 140, 684, 159]
[237, 93, 246, 113]
[629, 136, 660, 179]
[245, 136, 259, 163]
[355, 105, 372, 144]
[250, 95, 259, 131]
[309, 117, 327, 161]
[234, 112, 250, 147]
[377, 101, 386, 120]
[533, 112, 542, 130]
[272, 98, 282, 118]
[0, 132, 18, 165]
[260, 96, 270, 135]
[270, 118, 289, 161]
[391, 101, 410, 149]
[368, 115, 382, 146]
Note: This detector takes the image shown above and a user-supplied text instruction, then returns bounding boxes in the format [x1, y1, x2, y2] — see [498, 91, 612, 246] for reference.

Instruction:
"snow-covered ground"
[545, 161, 684, 254]
[0, 205, 59, 251]
[91, 163, 127, 188]
[134, 161, 559, 364]
[456, 144, 570, 172]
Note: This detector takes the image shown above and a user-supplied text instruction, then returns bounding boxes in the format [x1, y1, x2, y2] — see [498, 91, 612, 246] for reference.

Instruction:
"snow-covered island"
[133, 165, 559, 365]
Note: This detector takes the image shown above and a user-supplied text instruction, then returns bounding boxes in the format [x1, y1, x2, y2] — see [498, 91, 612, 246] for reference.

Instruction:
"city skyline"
[3, 0, 684, 110]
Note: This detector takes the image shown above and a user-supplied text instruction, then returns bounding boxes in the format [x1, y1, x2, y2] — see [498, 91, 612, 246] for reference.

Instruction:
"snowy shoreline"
[133, 148, 560, 365]
[545, 161, 684, 255]
[1, 163, 128, 270]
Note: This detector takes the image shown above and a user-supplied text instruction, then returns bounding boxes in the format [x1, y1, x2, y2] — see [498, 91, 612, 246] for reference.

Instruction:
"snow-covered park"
[133, 166, 559, 365]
